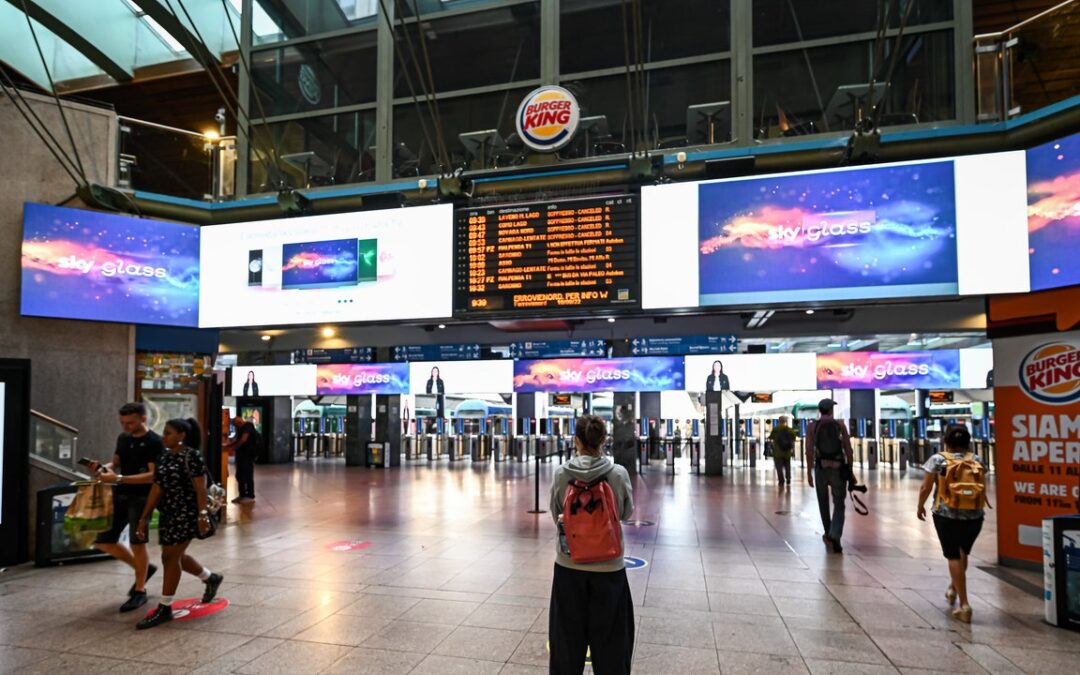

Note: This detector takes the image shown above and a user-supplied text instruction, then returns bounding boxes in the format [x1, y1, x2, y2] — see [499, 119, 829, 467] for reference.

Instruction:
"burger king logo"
[1019, 342, 1080, 405]
[516, 86, 580, 152]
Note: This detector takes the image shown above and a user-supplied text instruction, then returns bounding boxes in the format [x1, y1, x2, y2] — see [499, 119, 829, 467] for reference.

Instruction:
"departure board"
[455, 195, 639, 316]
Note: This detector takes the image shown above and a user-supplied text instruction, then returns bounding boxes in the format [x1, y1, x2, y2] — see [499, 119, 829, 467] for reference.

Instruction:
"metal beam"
[4, 0, 132, 82]
[131, 0, 220, 67]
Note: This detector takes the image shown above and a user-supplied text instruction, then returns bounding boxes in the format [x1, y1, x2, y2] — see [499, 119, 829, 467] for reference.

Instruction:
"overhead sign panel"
[509, 339, 606, 359]
[630, 335, 738, 356]
[291, 348, 374, 364]
[392, 344, 482, 362]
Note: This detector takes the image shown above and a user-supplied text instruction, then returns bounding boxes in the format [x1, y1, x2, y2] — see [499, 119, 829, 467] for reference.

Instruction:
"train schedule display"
[455, 195, 639, 316]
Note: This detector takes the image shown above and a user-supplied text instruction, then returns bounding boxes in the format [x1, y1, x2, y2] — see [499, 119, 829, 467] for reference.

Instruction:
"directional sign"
[630, 335, 738, 356]
[623, 556, 649, 570]
[509, 339, 607, 359]
[292, 347, 374, 364]
[392, 344, 482, 361]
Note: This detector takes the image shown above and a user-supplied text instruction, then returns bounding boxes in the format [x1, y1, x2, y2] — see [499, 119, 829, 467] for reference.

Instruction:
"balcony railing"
[974, 0, 1080, 122]
[117, 116, 236, 202]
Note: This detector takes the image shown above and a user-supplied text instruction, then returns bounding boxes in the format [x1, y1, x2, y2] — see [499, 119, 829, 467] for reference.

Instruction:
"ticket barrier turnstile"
[424, 434, 447, 460]
[513, 435, 535, 461]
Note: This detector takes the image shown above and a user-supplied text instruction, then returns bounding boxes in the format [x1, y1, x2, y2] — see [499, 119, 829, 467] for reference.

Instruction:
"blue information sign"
[509, 339, 606, 359]
[623, 556, 648, 570]
[392, 344, 482, 361]
[629, 335, 738, 356]
[292, 347, 374, 364]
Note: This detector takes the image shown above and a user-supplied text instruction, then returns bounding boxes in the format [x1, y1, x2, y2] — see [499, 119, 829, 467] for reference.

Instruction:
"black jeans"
[549, 564, 634, 675]
[236, 451, 256, 498]
[773, 457, 792, 484]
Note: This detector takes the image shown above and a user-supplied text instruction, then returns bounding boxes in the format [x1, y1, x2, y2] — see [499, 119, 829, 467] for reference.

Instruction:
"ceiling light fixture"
[321, 327, 336, 338]
[260, 334, 271, 342]
[805, 309, 815, 315]
[607, 317, 616, 323]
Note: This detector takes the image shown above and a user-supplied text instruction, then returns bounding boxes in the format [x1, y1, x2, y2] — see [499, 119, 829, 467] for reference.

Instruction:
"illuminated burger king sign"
[516, 86, 580, 152]
[1019, 342, 1080, 404]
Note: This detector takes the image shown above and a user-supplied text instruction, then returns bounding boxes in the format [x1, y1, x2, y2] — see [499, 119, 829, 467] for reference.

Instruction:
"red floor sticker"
[146, 597, 229, 621]
[326, 539, 373, 552]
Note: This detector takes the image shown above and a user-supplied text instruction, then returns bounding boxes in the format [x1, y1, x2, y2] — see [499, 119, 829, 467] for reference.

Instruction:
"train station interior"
[1, 1, 1080, 673]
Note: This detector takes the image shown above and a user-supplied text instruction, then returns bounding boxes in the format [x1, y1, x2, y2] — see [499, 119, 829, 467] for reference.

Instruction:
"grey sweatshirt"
[549, 454, 634, 572]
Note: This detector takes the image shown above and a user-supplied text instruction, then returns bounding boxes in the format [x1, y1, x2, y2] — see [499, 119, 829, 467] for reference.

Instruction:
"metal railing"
[29, 410, 80, 475]
[117, 116, 236, 201]
[974, 0, 1080, 122]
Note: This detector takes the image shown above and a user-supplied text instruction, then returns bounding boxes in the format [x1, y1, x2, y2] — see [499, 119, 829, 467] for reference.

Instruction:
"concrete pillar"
[375, 394, 402, 467]
[345, 394, 373, 466]
[704, 390, 725, 476]
[612, 392, 637, 475]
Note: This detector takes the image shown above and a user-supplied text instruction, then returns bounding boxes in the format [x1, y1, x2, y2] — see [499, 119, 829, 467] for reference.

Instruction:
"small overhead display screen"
[199, 204, 452, 327]
[455, 195, 639, 317]
[20, 203, 201, 327]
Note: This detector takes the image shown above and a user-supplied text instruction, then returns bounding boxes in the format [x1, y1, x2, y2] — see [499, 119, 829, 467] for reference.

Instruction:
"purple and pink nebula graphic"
[698, 161, 959, 304]
[513, 357, 684, 393]
[816, 350, 960, 390]
[281, 239, 360, 289]
[20, 203, 200, 327]
[316, 363, 410, 395]
[1026, 131, 1080, 292]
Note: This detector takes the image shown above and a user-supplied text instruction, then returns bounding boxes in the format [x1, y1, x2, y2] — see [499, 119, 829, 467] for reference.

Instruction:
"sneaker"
[952, 604, 972, 623]
[120, 591, 148, 613]
[136, 604, 173, 630]
[128, 564, 158, 597]
[202, 573, 224, 603]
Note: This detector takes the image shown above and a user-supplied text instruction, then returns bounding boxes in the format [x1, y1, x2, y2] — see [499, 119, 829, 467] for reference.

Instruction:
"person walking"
[548, 415, 635, 675]
[805, 399, 853, 553]
[135, 418, 223, 629]
[917, 424, 988, 624]
[769, 415, 797, 487]
[225, 415, 259, 504]
[88, 402, 163, 612]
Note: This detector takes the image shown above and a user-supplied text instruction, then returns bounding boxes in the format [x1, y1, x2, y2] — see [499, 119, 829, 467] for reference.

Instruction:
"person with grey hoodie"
[548, 415, 634, 675]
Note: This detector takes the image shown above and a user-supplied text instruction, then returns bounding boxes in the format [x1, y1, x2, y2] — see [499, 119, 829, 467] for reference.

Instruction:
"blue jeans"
[814, 465, 847, 543]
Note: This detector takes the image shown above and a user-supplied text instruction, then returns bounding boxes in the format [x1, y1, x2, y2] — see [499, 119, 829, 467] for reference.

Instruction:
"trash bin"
[366, 442, 387, 468]
[1043, 515, 1080, 631]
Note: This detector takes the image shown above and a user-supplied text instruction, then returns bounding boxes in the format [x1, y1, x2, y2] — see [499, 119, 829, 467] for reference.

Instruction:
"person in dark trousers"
[225, 415, 258, 504]
[769, 415, 797, 487]
[705, 360, 731, 392]
[135, 418, 223, 629]
[88, 402, 163, 613]
[242, 370, 259, 396]
[805, 399, 854, 553]
[917, 424, 987, 624]
[548, 415, 635, 675]
[425, 366, 445, 418]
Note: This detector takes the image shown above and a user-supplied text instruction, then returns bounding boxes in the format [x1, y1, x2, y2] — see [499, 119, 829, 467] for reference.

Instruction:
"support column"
[704, 390, 725, 476]
[345, 394, 373, 467]
[540, 0, 560, 85]
[375, 394, 402, 467]
[374, 0, 396, 183]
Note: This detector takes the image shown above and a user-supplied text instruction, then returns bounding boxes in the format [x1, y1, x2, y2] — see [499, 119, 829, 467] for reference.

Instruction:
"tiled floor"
[1, 457, 1075, 674]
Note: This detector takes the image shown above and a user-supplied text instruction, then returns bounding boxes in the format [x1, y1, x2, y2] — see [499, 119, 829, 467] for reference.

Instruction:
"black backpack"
[775, 429, 794, 453]
[814, 419, 844, 461]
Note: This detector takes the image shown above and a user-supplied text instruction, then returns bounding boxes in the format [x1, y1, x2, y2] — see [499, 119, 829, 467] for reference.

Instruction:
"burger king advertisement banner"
[516, 86, 580, 152]
[994, 331, 1080, 564]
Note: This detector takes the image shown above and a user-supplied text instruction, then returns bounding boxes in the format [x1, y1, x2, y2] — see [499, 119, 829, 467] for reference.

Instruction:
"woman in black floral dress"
[135, 418, 223, 629]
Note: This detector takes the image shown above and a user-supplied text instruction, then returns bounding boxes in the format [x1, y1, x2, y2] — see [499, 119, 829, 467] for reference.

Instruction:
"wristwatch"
[117, 474, 124, 484]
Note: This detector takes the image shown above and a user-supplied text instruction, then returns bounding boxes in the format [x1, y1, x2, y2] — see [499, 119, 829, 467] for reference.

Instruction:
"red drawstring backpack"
[562, 471, 622, 563]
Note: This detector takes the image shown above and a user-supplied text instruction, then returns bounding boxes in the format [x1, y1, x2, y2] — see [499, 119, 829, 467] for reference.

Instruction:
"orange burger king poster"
[994, 331, 1080, 565]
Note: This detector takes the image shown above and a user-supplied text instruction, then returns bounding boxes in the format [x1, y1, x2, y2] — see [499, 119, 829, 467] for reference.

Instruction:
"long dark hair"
[165, 417, 203, 450]
[575, 414, 607, 454]
[711, 360, 724, 375]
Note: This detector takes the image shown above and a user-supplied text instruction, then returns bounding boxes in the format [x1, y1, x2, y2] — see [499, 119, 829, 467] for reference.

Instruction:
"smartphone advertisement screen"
[199, 204, 453, 327]
[20, 203, 201, 327]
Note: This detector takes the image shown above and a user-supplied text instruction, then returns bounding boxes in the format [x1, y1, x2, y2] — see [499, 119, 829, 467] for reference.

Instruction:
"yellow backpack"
[935, 452, 987, 511]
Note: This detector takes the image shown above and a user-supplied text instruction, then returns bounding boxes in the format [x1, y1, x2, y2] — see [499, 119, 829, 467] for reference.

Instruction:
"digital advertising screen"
[230, 365, 317, 396]
[816, 350, 961, 390]
[641, 153, 1030, 309]
[199, 204, 453, 327]
[513, 357, 684, 393]
[1027, 130, 1080, 292]
[20, 203, 201, 327]
[316, 363, 410, 395]
[959, 348, 995, 390]
[455, 195, 639, 317]
[408, 360, 514, 394]
[683, 353, 818, 392]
